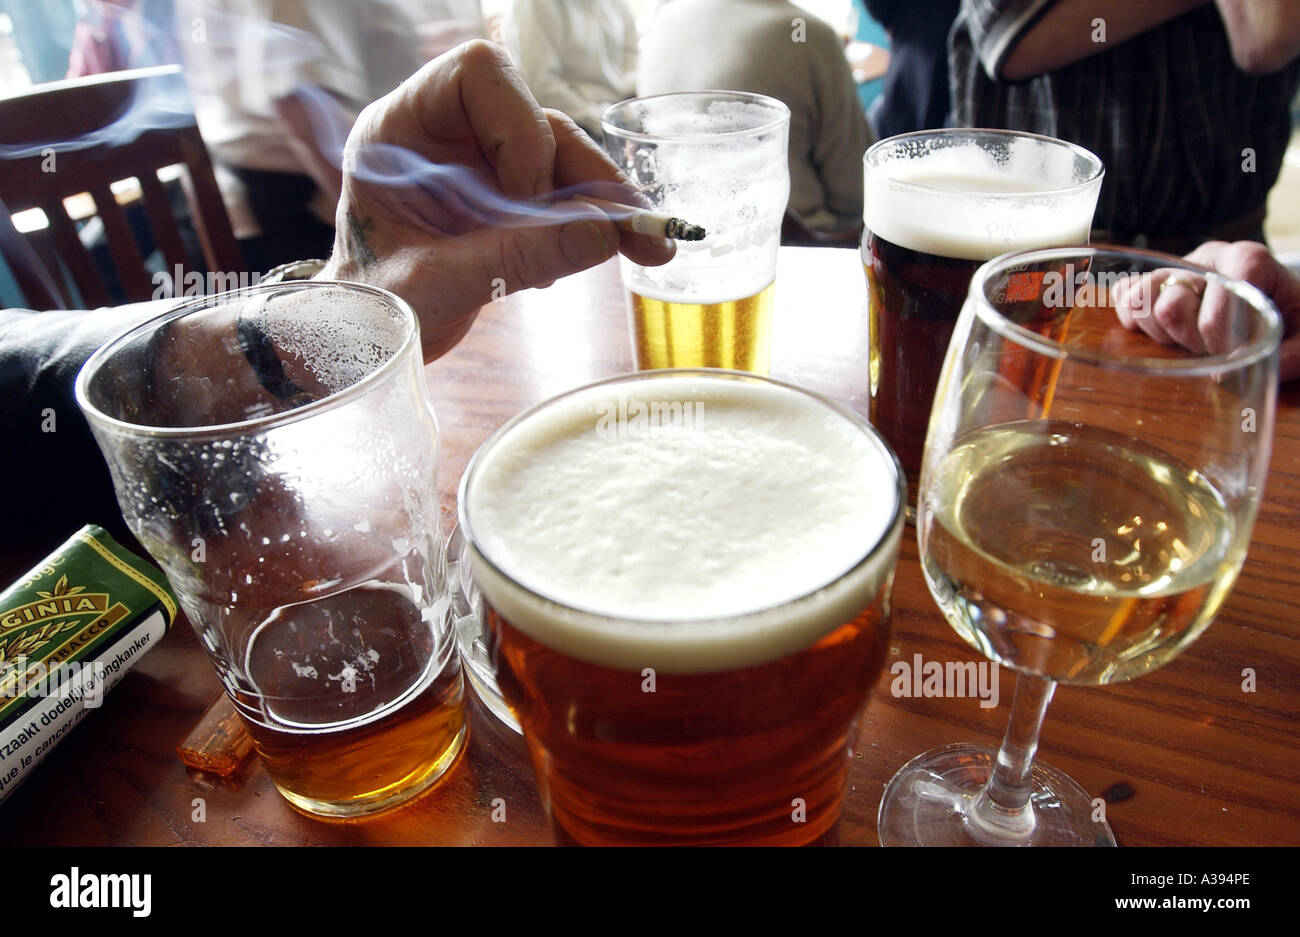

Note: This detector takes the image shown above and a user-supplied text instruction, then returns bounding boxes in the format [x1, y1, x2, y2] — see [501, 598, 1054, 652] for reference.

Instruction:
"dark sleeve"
[862, 0, 902, 32]
[0, 303, 166, 576]
[958, 0, 1055, 79]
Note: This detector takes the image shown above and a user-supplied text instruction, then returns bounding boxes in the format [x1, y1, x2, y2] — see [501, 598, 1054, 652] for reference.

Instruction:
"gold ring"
[1159, 273, 1205, 297]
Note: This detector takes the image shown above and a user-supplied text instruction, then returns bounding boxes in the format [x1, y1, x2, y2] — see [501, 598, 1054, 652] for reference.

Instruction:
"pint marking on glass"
[1003, 271, 1041, 303]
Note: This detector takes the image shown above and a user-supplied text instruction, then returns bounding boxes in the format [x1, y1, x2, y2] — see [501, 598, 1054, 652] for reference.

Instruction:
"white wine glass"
[877, 246, 1282, 846]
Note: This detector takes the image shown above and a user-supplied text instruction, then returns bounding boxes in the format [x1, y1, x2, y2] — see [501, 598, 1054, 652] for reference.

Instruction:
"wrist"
[315, 256, 347, 282]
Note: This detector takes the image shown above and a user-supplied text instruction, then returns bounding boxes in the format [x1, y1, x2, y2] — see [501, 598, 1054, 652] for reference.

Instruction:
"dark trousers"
[227, 167, 336, 274]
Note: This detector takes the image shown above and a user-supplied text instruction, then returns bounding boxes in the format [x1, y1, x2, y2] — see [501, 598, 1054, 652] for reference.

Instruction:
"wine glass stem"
[966, 672, 1057, 843]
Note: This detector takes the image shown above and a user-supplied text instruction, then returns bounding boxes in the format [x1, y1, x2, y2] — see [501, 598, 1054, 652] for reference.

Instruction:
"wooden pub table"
[2, 247, 1296, 846]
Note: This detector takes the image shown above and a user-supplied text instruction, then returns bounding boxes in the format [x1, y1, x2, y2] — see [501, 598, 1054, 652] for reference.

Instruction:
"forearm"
[1214, 0, 1300, 73]
[996, 0, 1207, 79]
[0, 303, 167, 562]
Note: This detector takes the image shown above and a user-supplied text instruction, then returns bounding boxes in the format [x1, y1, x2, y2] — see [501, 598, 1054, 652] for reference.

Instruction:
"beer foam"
[633, 98, 783, 137]
[864, 143, 1097, 261]
[463, 376, 902, 673]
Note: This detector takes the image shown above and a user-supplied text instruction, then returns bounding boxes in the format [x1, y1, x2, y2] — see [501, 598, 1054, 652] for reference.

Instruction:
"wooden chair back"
[0, 65, 242, 309]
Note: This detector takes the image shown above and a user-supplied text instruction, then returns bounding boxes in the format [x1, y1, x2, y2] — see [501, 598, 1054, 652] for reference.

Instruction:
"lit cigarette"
[574, 196, 707, 241]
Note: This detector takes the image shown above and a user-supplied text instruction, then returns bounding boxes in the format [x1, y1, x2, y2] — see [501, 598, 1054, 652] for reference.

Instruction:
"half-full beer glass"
[459, 370, 904, 845]
[862, 129, 1104, 505]
[603, 92, 790, 374]
[76, 281, 466, 818]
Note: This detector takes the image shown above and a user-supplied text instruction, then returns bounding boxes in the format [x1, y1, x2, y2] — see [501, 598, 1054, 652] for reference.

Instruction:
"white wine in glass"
[878, 246, 1281, 846]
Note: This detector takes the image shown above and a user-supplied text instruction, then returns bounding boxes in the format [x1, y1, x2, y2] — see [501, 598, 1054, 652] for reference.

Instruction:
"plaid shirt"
[950, 1, 1300, 242]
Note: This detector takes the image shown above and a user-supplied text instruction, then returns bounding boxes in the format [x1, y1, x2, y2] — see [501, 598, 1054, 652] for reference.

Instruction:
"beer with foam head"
[460, 372, 903, 845]
[862, 130, 1103, 503]
[603, 92, 790, 374]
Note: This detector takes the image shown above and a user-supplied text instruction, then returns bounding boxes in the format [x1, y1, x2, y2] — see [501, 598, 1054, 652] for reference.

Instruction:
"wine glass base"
[878, 743, 1116, 846]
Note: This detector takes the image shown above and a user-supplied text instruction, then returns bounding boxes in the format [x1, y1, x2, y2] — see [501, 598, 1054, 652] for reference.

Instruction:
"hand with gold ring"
[1117, 240, 1300, 381]
[1159, 273, 1206, 298]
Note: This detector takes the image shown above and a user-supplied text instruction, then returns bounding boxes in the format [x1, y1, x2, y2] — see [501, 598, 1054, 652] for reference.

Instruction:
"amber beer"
[75, 280, 467, 819]
[630, 282, 775, 373]
[460, 373, 904, 845]
[237, 584, 466, 816]
[862, 130, 1103, 503]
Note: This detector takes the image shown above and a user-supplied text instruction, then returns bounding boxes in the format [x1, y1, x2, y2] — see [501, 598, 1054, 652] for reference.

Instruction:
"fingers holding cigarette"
[573, 196, 707, 242]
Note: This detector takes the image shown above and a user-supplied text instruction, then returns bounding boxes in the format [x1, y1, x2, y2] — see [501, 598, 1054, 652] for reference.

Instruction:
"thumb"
[395, 203, 619, 359]
[457, 200, 620, 298]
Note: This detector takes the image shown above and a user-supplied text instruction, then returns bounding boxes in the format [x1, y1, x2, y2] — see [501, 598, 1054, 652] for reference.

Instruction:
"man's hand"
[1115, 240, 1300, 381]
[318, 40, 674, 360]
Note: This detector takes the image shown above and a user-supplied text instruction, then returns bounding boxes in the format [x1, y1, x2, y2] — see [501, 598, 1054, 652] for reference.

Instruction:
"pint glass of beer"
[602, 93, 790, 374]
[459, 370, 905, 845]
[862, 129, 1103, 503]
[77, 281, 466, 818]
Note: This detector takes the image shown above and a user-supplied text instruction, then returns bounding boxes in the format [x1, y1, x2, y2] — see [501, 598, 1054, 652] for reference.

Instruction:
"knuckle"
[1229, 241, 1275, 285]
[458, 37, 508, 69]
[1153, 297, 1190, 332]
[544, 107, 582, 137]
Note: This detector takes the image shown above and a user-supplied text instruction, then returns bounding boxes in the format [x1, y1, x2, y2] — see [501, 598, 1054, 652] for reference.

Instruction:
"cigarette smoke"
[1, 1, 637, 242]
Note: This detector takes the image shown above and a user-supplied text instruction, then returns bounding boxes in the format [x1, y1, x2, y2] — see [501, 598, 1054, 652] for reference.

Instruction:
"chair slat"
[44, 204, 110, 308]
[0, 199, 64, 309]
[177, 132, 245, 275]
[88, 183, 153, 301]
[0, 66, 247, 310]
[138, 171, 191, 284]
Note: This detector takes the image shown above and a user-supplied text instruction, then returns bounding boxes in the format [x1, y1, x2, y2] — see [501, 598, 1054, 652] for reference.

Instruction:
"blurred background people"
[950, 0, 1300, 254]
[639, 0, 871, 235]
[66, 0, 178, 77]
[863, 0, 959, 137]
[503, 0, 638, 138]
[177, 0, 484, 273]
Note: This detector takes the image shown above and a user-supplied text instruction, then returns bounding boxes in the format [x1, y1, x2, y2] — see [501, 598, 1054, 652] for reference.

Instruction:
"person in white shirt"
[638, 0, 871, 233]
[179, 0, 483, 271]
[504, 0, 638, 138]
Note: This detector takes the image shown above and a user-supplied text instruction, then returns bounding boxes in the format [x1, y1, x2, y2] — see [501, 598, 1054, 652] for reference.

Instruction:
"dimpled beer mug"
[76, 281, 466, 818]
[603, 92, 790, 374]
[459, 370, 905, 845]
